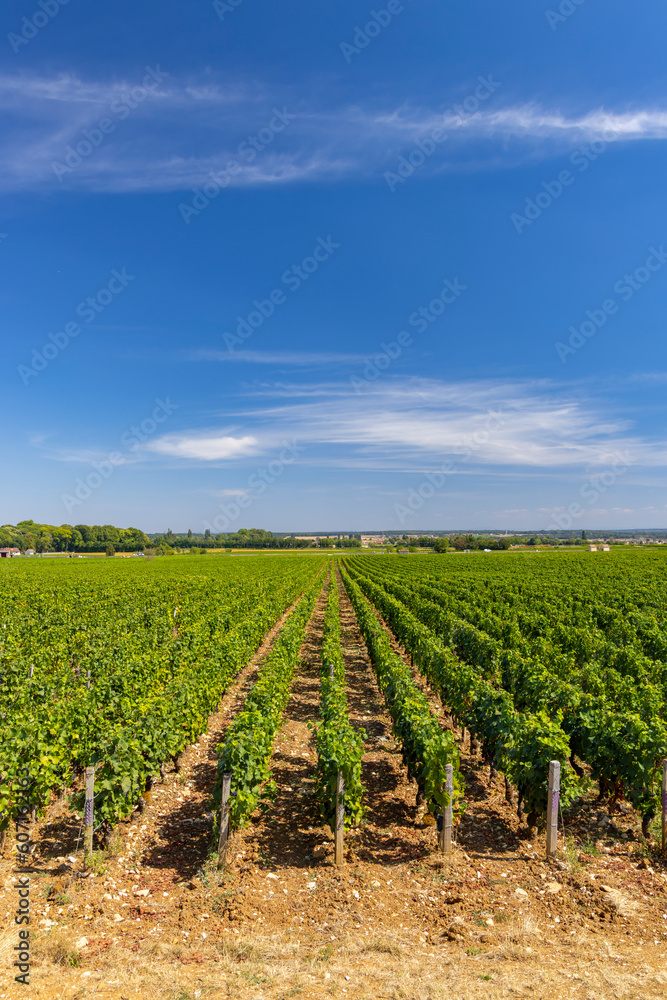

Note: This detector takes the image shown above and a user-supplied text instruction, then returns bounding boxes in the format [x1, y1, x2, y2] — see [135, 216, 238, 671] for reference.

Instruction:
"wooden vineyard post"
[439, 763, 453, 855]
[84, 766, 95, 856]
[329, 664, 334, 680]
[546, 760, 560, 860]
[662, 760, 667, 854]
[335, 771, 345, 866]
[217, 772, 232, 869]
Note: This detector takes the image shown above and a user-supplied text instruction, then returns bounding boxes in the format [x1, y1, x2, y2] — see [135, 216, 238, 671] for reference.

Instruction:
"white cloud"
[147, 433, 258, 461]
[3, 69, 667, 192]
[140, 376, 667, 471]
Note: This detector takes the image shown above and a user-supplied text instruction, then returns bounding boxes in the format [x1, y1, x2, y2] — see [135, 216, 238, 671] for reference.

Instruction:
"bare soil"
[2, 578, 667, 999]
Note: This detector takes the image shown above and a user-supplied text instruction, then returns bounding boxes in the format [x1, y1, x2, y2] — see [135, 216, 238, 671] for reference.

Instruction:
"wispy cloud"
[191, 349, 368, 365]
[3, 68, 667, 193]
[138, 377, 667, 472]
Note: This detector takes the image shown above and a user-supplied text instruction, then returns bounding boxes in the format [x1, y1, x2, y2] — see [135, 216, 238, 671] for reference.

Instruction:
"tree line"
[0, 521, 150, 554]
[151, 528, 362, 550]
[0, 523, 363, 555]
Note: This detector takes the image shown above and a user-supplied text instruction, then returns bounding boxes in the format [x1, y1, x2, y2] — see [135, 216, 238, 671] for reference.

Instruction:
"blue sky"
[2, 0, 667, 533]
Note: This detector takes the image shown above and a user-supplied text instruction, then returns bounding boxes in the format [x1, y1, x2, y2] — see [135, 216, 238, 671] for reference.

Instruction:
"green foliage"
[341, 567, 463, 818]
[213, 576, 323, 830]
[344, 549, 667, 824]
[343, 559, 580, 817]
[0, 554, 327, 832]
[0, 520, 149, 554]
[314, 575, 365, 830]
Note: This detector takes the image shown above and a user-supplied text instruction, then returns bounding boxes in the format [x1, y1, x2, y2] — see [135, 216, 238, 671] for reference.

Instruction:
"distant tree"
[106, 543, 115, 557]
[433, 538, 449, 553]
[582, 530, 588, 541]
[75, 523, 94, 545]
[187, 528, 193, 539]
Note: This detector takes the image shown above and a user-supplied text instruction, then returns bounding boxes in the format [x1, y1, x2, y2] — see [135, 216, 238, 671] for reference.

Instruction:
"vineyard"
[0, 555, 326, 838]
[1, 549, 667, 999]
[344, 549, 667, 835]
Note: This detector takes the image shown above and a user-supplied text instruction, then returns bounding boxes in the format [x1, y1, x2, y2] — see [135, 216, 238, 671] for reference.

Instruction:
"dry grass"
[0, 927, 14, 973]
[361, 935, 404, 957]
[12, 927, 667, 1000]
[493, 915, 544, 961]
[32, 927, 83, 967]
[215, 929, 302, 964]
[606, 887, 640, 918]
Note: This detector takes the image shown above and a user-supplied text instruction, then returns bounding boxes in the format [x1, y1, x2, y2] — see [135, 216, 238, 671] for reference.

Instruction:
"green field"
[2, 548, 666, 840]
[0, 554, 327, 834]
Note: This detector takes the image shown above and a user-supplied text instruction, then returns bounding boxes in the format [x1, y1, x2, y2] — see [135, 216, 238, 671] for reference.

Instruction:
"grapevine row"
[341, 565, 463, 820]
[0, 557, 326, 834]
[348, 557, 667, 830]
[344, 561, 579, 821]
[313, 573, 365, 830]
[213, 577, 322, 831]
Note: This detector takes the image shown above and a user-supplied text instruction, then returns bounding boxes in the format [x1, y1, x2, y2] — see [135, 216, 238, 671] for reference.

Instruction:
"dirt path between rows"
[334, 566, 430, 865]
[236, 577, 328, 869]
